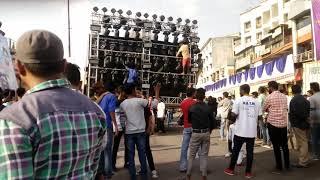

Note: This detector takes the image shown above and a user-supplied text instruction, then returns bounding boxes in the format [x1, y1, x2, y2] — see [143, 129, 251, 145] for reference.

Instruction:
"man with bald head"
[0, 30, 106, 179]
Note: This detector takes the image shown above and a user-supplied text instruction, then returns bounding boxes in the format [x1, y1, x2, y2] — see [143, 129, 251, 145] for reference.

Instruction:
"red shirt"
[180, 98, 196, 128]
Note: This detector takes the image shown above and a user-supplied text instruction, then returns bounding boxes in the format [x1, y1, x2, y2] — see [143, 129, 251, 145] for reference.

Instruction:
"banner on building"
[204, 54, 295, 96]
[312, 0, 320, 60]
[0, 34, 18, 90]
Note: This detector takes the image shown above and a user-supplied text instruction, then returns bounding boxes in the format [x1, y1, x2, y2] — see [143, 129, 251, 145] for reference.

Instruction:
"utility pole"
[67, 0, 71, 57]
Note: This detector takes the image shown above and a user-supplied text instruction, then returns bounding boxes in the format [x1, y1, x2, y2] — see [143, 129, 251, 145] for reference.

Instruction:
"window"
[256, 17, 262, 28]
[263, 11, 271, 24]
[256, 32, 262, 41]
[245, 36, 251, 44]
[263, 27, 271, 35]
[284, 0, 290, 3]
[271, 4, 279, 18]
[297, 16, 311, 30]
[284, 13, 288, 23]
[234, 39, 241, 47]
[244, 21, 251, 32]
[272, 21, 279, 29]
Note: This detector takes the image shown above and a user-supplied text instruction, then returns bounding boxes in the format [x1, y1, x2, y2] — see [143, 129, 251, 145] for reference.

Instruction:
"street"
[113, 127, 320, 180]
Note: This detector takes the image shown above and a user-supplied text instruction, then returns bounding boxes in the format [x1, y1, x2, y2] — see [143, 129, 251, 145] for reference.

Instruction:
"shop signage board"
[303, 61, 320, 93]
[0, 34, 18, 90]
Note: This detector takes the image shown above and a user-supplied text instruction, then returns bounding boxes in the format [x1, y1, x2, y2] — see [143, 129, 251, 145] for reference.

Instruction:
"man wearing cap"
[0, 30, 107, 179]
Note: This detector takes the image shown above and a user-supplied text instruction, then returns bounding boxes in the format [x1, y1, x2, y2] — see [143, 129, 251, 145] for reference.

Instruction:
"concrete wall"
[199, 38, 214, 85]
[237, 0, 290, 54]
[197, 36, 237, 87]
[212, 37, 235, 68]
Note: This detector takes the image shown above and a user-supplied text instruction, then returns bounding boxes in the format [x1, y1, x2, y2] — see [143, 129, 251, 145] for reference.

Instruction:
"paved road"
[112, 127, 320, 180]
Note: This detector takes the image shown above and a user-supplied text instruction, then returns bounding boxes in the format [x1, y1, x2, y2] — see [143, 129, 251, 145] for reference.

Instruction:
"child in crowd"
[226, 121, 246, 166]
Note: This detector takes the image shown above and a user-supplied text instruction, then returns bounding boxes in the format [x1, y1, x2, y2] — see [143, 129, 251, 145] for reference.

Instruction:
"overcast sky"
[0, 0, 259, 70]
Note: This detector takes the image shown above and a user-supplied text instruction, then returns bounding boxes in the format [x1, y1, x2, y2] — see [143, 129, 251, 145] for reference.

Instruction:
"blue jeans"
[127, 132, 148, 180]
[259, 119, 270, 144]
[220, 118, 227, 139]
[180, 128, 192, 171]
[104, 128, 114, 177]
[311, 124, 320, 158]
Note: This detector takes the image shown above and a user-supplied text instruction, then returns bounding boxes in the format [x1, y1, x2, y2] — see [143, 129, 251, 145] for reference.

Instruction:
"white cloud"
[171, 0, 200, 18]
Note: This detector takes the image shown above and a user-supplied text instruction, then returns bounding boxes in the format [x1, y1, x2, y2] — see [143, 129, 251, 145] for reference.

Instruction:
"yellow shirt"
[177, 44, 190, 59]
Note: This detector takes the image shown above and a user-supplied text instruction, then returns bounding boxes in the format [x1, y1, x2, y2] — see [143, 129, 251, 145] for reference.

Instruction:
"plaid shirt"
[264, 91, 288, 128]
[0, 79, 106, 179]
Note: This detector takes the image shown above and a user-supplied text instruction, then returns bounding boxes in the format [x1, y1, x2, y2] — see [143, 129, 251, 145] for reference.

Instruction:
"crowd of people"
[0, 29, 320, 180]
[0, 30, 171, 180]
[178, 81, 320, 179]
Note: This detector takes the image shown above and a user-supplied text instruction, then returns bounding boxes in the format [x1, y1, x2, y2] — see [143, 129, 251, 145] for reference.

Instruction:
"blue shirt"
[99, 93, 117, 128]
[127, 68, 138, 84]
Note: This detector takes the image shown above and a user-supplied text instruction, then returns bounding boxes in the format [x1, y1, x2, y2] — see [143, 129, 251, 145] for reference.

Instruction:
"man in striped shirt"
[0, 30, 106, 179]
[264, 81, 290, 173]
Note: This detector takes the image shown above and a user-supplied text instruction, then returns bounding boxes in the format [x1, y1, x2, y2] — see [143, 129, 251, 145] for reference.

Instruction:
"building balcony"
[235, 55, 251, 70]
[260, 47, 271, 56]
[294, 50, 313, 63]
[298, 24, 311, 36]
[234, 44, 244, 54]
[289, 0, 311, 20]
[244, 29, 251, 33]
[297, 24, 311, 40]
[256, 23, 262, 29]
[253, 34, 292, 63]
[284, 1, 291, 10]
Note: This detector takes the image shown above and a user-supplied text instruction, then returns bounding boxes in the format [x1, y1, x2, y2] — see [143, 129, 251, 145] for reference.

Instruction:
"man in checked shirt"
[264, 81, 290, 174]
[0, 30, 107, 179]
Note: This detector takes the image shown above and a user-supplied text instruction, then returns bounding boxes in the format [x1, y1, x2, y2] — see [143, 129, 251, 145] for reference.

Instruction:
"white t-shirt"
[157, 102, 166, 118]
[232, 96, 262, 138]
[120, 98, 148, 134]
[228, 124, 235, 141]
[151, 99, 159, 110]
[114, 107, 126, 132]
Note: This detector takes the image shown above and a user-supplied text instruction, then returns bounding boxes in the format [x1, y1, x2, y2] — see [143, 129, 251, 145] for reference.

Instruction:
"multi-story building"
[235, 0, 293, 71]
[203, 0, 315, 97]
[236, 0, 313, 71]
[197, 35, 239, 88]
[289, 0, 312, 62]
[289, 0, 314, 92]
